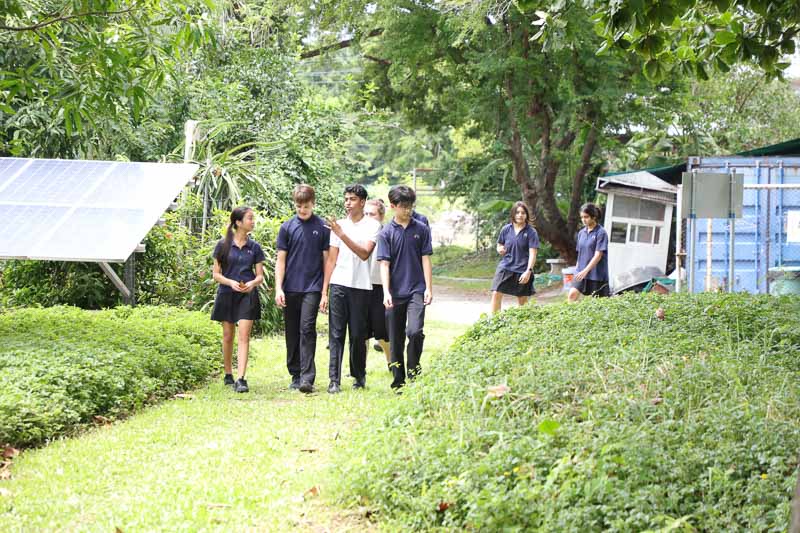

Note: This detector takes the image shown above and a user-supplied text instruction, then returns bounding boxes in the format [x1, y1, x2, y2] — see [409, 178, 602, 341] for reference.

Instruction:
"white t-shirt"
[368, 223, 384, 286]
[330, 215, 381, 290]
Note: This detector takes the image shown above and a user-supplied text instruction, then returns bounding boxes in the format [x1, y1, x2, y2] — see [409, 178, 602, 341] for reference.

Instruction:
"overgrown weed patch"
[334, 293, 800, 531]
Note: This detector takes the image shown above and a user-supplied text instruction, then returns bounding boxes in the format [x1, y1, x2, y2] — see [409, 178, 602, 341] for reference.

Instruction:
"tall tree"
[308, 0, 662, 261]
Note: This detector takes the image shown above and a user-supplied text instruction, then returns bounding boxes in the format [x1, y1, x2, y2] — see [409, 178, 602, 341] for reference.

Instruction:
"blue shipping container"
[687, 156, 800, 293]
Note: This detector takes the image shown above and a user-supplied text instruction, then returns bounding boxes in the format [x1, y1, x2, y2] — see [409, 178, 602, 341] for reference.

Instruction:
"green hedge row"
[0, 306, 220, 448]
[336, 293, 800, 531]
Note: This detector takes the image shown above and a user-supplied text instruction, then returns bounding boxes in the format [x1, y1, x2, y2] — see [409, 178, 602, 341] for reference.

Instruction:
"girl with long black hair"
[211, 206, 265, 393]
[568, 203, 610, 301]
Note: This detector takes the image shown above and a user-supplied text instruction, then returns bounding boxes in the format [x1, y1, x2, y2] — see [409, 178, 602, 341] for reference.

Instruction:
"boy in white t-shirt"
[321, 184, 381, 393]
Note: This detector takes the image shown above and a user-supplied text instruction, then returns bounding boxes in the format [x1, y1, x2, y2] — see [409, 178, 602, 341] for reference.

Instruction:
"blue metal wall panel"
[687, 156, 800, 294]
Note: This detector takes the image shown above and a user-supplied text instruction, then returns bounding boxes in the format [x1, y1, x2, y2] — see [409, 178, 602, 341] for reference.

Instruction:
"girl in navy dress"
[490, 201, 539, 313]
[568, 203, 610, 301]
[211, 206, 265, 393]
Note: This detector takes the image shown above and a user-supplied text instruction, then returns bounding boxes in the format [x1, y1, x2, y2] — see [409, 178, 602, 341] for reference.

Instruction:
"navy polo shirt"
[497, 223, 539, 274]
[276, 214, 330, 293]
[576, 225, 609, 281]
[411, 211, 429, 227]
[213, 237, 266, 293]
[377, 218, 433, 300]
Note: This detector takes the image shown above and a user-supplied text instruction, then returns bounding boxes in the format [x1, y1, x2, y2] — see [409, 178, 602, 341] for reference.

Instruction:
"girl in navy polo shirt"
[568, 203, 610, 301]
[211, 206, 265, 393]
[490, 201, 539, 313]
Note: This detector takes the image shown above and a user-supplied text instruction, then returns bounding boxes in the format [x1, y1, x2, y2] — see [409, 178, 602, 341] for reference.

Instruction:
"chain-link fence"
[687, 181, 800, 294]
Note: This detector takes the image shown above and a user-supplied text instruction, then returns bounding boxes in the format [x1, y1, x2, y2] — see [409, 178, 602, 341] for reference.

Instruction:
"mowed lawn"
[0, 319, 467, 532]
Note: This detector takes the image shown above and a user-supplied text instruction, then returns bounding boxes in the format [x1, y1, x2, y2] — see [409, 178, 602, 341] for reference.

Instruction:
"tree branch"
[567, 122, 599, 234]
[0, 7, 136, 31]
[363, 54, 391, 66]
[300, 28, 384, 60]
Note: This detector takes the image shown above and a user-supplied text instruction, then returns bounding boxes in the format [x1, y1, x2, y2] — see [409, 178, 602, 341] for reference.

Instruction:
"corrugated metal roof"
[596, 183, 677, 205]
[597, 171, 677, 194]
[603, 137, 800, 185]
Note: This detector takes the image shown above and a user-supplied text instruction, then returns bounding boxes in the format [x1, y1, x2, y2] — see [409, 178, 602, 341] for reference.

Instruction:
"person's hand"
[275, 289, 286, 307]
[518, 271, 531, 284]
[497, 244, 507, 256]
[574, 270, 587, 282]
[326, 217, 344, 238]
[229, 279, 244, 292]
[242, 280, 259, 293]
[320, 294, 329, 314]
[423, 289, 433, 305]
[383, 293, 393, 309]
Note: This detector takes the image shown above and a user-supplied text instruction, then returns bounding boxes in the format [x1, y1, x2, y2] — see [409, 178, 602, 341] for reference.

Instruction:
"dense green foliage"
[0, 306, 220, 448]
[0, 206, 286, 334]
[336, 293, 800, 530]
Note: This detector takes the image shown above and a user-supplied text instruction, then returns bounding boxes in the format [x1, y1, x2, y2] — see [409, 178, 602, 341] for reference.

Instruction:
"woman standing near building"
[490, 201, 539, 314]
[211, 206, 265, 393]
[568, 203, 610, 301]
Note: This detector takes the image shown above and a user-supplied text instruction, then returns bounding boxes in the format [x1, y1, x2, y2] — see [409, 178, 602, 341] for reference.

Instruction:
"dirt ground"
[427, 280, 565, 325]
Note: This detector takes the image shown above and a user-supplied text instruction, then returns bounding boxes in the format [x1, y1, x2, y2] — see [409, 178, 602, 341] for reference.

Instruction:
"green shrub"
[0, 306, 220, 448]
[335, 293, 800, 531]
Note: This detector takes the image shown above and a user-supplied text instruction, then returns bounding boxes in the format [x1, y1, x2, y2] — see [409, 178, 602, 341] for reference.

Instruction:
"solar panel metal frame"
[0, 158, 198, 263]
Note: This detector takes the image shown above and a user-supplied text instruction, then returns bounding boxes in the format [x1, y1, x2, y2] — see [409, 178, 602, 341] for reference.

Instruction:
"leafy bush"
[0, 306, 220, 448]
[335, 293, 800, 531]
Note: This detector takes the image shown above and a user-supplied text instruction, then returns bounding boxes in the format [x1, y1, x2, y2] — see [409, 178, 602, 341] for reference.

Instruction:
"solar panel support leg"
[124, 254, 136, 306]
[99, 262, 132, 303]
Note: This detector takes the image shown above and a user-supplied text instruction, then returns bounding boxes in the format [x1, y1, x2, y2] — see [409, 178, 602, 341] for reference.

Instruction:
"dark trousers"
[284, 291, 321, 385]
[328, 284, 370, 383]
[386, 292, 426, 389]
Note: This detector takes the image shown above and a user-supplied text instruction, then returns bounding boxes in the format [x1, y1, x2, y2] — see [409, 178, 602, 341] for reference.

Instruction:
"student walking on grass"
[490, 201, 539, 314]
[275, 184, 330, 394]
[321, 184, 381, 394]
[364, 198, 392, 370]
[568, 202, 610, 301]
[211, 207, 265, 393]
[377, 185, 433, 391]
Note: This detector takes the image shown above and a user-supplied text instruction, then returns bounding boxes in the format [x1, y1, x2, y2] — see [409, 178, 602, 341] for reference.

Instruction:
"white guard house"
[595, 171, 678, 293]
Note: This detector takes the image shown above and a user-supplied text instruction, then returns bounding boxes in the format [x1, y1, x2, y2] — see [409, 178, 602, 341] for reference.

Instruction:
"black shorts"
[491, 268, 534, 297]
[211, 289, 261, 322]
[573, 279, 610, 297]
[367, 285, 388, 341]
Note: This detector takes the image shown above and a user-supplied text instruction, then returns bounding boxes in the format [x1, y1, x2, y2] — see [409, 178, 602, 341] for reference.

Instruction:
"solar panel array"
[0, 158, 198, 262]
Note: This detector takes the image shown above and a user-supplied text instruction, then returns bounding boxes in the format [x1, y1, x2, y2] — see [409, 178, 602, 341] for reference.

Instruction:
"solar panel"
[0, 158, 198, 262]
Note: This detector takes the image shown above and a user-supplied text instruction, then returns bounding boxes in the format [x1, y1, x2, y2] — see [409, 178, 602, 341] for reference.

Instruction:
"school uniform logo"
[413, 234, 420, 240]
[313, 230, 319, 236]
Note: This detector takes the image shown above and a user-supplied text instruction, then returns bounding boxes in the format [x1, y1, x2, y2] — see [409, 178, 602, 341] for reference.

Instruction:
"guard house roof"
[596, 171, 678, 205]
[603, 137, 800, 185]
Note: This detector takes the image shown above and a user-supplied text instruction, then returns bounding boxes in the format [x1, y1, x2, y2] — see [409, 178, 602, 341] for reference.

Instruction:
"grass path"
[0, 319, 468, 532]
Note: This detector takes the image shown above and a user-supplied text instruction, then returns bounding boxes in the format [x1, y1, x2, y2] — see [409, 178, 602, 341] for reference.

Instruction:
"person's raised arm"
[327, 218, 376, 261]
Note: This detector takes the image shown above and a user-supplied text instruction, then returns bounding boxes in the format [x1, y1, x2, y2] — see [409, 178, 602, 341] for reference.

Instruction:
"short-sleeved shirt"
[277, 214, 330, 293]
[213, 237, 266, 294]
[329, 215, 382, 290]
[497, 223, 540, 274]
[377, 218, 433, 300]
[576, 225, 609, 281]
[411, 211, 429, 227]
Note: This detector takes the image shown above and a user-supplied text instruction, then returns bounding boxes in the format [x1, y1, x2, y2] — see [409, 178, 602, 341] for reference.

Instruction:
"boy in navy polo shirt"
[377, 185, 433, 391]
[275, 184, 331, 393]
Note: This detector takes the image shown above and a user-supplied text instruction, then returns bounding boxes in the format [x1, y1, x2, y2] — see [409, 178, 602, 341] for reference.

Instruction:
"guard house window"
[613, 196, 665, 221]
[610, 222, 628, 243]
[634, 225, 653, 243]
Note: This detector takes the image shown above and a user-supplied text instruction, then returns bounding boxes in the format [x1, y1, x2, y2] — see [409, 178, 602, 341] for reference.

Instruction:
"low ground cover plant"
[0, 306, 220, 448]
[335, 293, 800, 530]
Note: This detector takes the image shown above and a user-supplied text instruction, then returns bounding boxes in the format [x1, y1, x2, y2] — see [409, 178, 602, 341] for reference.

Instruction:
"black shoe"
[224, 374, 235, 387]
[352, 378, 365, 390]
[327, 382, 341, 394]
[234, 378, 249, 393]
[373, 342, 383, 352]
[289, 378, 301, 390]
[299, 381, 314, 394]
